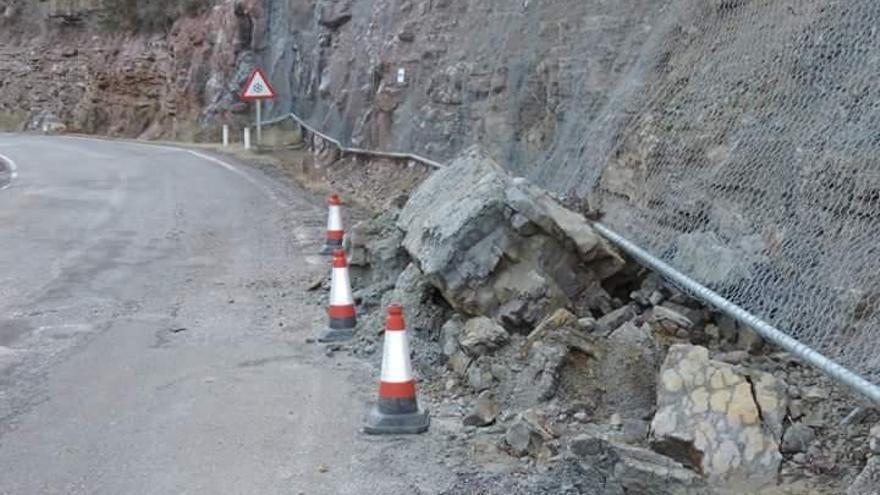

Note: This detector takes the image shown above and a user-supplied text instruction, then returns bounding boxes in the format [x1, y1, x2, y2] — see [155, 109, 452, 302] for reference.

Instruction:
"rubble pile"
[312, 147, 879, 494]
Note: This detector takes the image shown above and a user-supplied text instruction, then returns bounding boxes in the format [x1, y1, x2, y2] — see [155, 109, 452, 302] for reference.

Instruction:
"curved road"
[0, 135, 454, 494]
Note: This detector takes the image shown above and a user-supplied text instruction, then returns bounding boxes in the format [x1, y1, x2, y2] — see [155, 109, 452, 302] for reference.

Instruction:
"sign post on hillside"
[240, 68, 277, 146]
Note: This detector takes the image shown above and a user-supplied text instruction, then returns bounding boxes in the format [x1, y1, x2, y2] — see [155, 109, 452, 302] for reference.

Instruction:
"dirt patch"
[0, 111, 26, 132]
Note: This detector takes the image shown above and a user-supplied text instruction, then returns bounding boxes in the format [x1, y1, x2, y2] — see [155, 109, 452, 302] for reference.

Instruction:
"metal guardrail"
[266, 111, 880, 405]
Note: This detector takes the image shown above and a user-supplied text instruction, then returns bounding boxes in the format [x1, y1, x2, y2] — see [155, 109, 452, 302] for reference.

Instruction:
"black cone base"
[318, 327, 355, 343]
[363, 404, 430, 435]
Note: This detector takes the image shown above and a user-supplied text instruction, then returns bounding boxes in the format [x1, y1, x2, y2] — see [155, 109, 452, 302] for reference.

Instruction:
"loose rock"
[650, 344, 787, 483]
[781, 423, 815, 454]
[459, 316, 510, 357]
[463, 391, 499, 427]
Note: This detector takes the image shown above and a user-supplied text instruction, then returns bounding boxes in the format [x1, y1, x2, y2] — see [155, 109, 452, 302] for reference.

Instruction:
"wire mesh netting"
[264, 0, 880, 382]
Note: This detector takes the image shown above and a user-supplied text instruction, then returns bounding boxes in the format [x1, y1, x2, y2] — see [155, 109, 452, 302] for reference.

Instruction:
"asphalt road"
[0, 135, 455, 495]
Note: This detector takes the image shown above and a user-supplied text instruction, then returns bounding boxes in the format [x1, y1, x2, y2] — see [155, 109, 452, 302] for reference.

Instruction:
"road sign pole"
[256, 100, 262, 146]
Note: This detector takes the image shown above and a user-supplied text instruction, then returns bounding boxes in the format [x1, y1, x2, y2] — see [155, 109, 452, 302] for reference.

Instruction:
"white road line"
[0, 152, 18, 190]
[58, 135, 286, 207]
[186, 150, 286, 207]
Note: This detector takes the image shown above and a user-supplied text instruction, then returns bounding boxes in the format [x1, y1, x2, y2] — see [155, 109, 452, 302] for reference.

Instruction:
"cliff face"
[0, 0, 265, 139]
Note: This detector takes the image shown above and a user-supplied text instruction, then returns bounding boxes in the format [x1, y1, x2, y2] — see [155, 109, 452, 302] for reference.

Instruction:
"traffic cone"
[321, 194, 345, 255]
[318, 250, 357, 343]
[364, 304, 430, 435]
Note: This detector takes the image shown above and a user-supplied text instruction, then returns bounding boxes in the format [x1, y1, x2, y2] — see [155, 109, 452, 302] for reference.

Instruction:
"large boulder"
[650, 345, 787, 485]
[397, 147, 625, 332]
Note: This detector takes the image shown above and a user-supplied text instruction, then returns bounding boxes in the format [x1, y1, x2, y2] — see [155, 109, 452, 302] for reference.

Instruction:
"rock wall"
[0, 0, 264, 138]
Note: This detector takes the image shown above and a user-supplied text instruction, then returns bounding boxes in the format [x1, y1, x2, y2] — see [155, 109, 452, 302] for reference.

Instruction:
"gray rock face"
[650, 345, 787, 484]
[848, 457, 880, 495]
[398, 147, 625, 332]
[458, 316, 510, 357]
[781, 423, 815, 454]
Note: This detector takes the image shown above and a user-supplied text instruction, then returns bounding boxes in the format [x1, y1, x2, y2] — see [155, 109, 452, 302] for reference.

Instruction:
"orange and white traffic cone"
[318, 249, 357, 343]
[320, 194, 345, 255]
[364, 304, 429, 435]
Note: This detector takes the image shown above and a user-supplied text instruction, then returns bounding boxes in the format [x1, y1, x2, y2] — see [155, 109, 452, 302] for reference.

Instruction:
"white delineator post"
[243, 127, 251, 150]
[364, 304, 430, 435]
[222, 125, 229, 147]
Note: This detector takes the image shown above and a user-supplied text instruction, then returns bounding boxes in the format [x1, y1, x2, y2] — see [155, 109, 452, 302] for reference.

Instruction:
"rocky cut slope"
[0, 0, 265, 138]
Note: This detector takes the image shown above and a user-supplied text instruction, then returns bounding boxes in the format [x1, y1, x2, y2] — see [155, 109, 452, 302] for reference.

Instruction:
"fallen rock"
[441, 316, 465, 358]
[848, 457, 880, 495]
[459, 316, 510, 357]
[596, 304, 638, 336]
[380, 263, 451, 337]
[463, 391, 498, 427]
[397, 147, 625, 333]
[649, 305, 695, 336]
[781, 423, 815, 454]
[522, 308, 577, 356]
[735, 327, 765, 354]
[466, 358, 496, 392]
[571, 429, 705, 495]
[650, 344, 787, 483]
[344, 209, 408, 283]
[504, 409, 555, 458]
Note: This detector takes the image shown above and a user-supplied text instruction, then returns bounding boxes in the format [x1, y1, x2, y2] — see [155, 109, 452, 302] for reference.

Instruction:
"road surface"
[0, 135, 455, 494]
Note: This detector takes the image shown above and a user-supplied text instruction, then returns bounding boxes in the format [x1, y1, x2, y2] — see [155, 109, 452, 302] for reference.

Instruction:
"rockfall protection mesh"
[264, 0, 880, 382]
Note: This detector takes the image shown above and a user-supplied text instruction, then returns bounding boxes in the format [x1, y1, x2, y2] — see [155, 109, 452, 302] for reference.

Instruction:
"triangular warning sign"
[241, 68, 276, 101]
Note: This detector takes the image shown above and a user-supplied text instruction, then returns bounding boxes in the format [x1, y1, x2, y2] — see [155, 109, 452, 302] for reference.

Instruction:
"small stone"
[649, 290, 665, 306]
[463, 391, 498, 427]
[576, 317, 596, 332]
[714, 350, 749, 365]
[716, 314, 739, 342]
[650, 305, 694, 335]
[445, 378, 457, 391]
[869, 424, 880, 454]
[704, 323, 721, 341]
[467, 362, 495, 392]
[788, 400, 804, 420]
[792, 453, 807, 464]
[609, 413, 622, 427]
[306, 276, 324, 291]
[596, 304, 637, 335]
[305, 337, 316, 344]
[736, 327, 764, 354]
[802, 386, 828, 402]
[318, 464, 329, 473]
[781, 423, 815, 453]
[459, 317, 509, 357]
[573, 412, 589, 423]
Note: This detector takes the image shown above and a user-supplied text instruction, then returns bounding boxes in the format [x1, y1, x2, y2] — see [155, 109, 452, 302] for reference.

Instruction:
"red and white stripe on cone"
[364, 304, 429, 435]
[321, 194, 344, 254]
[318, 249, 357, 343]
